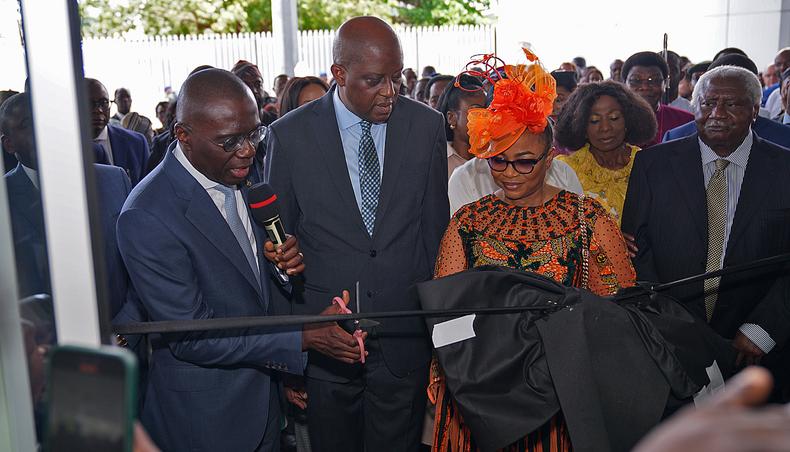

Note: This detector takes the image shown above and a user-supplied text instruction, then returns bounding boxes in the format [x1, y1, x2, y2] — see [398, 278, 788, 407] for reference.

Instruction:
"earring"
[449, 124, 456, 129]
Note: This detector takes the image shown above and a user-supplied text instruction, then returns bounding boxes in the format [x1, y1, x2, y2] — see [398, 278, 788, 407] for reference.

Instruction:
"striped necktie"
[215, 184, 260, 285]
[704, 158, 729, 321]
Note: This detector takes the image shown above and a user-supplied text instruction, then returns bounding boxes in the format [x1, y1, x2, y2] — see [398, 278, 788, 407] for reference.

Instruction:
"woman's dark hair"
[436, 74, 485, 141]
[278, 76, 329, 117]
[621, 51, 669, 81]
[425, 75, 454, 100]
[554, 80, 657, 150]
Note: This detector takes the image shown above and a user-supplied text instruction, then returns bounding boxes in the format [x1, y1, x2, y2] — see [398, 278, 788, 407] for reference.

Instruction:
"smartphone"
[44, 345, 137, 452]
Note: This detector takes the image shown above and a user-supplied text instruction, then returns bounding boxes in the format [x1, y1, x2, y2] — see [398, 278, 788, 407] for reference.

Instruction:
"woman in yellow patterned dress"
[429, 51, 637, 452]
[554, 81, 657, 224]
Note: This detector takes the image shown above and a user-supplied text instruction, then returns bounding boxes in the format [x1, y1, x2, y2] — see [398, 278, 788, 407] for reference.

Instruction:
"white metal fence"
[80, 25, 496, 123]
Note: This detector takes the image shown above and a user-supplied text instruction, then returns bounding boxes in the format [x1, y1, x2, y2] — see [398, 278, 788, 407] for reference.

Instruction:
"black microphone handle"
[263, 215, 287, 246]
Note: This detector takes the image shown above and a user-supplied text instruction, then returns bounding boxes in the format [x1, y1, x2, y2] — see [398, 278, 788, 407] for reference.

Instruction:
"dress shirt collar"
[784, 112, 790, 125]
[95, 126, 109, 142]
[173, 142, 225, 191]
[699, 129, 753, 169]
[21, 163, 39, 190]
[333, 88, 366, 131]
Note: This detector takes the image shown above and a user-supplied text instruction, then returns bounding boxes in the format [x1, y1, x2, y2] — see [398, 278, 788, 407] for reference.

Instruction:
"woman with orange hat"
[428, 49, 637, 452]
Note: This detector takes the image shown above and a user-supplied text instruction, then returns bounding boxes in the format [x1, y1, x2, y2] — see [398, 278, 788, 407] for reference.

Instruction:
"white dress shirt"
[447, 157, 584, 215]
[173, 143, 259, 271]
[765, 88, 783, 118]
[21, 164, 39, 190]
[699, 131, 775, 353]
[94, 126, 114, 165]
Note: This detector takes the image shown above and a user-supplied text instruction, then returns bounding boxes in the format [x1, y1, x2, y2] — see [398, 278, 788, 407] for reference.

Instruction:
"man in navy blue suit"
[117, 68, 363, 451]
[86, 78, 150, 185]
[662, 54, 790, 149]
[1, 92, 137, 317]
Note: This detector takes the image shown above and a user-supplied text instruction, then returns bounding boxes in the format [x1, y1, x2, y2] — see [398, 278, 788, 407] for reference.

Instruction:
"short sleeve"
[585, 199, 636, 296]
[434, 218, 469, 278]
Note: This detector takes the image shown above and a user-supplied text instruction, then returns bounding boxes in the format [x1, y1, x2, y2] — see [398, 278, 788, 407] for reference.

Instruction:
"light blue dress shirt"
[699, 130, 776, 353]
[332, 89, 387, 212]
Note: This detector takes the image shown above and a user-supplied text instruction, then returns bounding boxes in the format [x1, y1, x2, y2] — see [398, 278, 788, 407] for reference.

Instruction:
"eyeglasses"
[487, 148, 550, 175]
[184, 124, 266, 153]
[697, 98, 751, 111]
[626, 77, 665, 88]
[90, 99, 111, 110]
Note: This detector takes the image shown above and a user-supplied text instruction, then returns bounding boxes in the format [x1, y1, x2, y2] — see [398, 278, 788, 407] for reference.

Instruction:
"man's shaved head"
[173, 68, 260, 186]
[332, 16, 402, 67]
[176, 68, 256, 125]
[330, 17, 403, 124]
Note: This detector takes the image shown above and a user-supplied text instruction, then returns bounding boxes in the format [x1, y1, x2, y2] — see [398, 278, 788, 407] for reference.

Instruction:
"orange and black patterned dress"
[429, 190, 636, 452]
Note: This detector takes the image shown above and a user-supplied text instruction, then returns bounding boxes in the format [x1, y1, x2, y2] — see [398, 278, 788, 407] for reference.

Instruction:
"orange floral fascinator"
[461, 48, 557, 158]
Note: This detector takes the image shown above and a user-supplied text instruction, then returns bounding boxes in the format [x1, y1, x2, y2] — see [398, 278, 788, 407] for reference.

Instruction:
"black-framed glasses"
[90, 98, 111, 110]
[184, 124, 266, 153]
[626, 77, 665, 88]
[487, 148, 550, 175]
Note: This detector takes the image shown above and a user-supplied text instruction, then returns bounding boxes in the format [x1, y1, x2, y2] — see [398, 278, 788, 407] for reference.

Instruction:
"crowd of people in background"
[3, 13, 790, 451]
[6, 44, 787, 177]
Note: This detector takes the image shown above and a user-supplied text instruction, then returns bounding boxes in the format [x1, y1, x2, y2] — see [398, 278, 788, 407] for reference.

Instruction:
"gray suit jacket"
[266, 89, 449, 380]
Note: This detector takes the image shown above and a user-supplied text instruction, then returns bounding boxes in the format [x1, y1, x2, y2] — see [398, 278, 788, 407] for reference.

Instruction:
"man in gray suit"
[266, 16, 449, 452]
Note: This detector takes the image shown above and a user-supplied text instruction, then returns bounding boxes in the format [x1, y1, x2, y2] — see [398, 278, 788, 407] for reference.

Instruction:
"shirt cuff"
[738, 323, 776, 354]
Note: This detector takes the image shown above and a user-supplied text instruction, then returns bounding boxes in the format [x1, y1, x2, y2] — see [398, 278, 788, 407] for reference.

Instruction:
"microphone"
[248, 183, 287, 247]
[248, 183, 289, 283]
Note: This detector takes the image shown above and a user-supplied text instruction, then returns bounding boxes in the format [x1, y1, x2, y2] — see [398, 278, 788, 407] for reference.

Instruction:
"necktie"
[215, 184, 260, 285]
[358, 120, 381, 236]
[704, 158, 730, 321]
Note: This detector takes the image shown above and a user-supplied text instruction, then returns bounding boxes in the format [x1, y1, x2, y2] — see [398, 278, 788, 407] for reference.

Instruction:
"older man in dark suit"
[622, 65, 790, 398]
[266, 16, 449, 452]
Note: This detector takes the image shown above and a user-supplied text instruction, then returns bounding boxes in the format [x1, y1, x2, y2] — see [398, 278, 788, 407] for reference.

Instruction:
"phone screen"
[46, 347, 132, 452]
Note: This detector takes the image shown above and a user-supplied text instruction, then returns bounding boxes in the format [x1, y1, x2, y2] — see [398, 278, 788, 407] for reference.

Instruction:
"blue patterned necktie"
[215, 184, 260, 285]
[358, 120, 381, 236]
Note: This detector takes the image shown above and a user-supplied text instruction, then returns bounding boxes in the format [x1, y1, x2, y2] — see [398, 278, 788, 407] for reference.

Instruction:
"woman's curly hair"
[554, 80, 657, 150]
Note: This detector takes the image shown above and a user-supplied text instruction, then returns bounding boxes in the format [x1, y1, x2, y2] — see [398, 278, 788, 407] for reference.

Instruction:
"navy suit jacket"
[117, 149, 303, 452]
[266, 89, 449, 381]
[6, 163, 134, 313]
[622, 134, 790, 349]
[105, 125, 150, 185]
[662, 117, 790, 149]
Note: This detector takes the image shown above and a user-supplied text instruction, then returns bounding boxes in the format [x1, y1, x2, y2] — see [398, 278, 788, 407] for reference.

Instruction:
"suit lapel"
[669, 136, 707, 242]
[7, 166, 44, 234]
[373, 98, 409, 236]
[309, 90, 369, 237]
[164, 153, 263, 298]
[726, 137, 776, 252]
[107, 126, 124, 169]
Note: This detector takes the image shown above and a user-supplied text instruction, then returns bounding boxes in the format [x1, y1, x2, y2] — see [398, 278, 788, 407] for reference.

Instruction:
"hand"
[622, 232, 638, 258]
[284, 386, 308, 410]
[633, 366, 790, 452]
[263, 235, 305, 276]
[734, 331, 765, 367]
[133, 422, 160, 452]
[302, 291, 368, 364]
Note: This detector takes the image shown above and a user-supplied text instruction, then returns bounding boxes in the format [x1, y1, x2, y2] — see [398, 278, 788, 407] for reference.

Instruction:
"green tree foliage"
[79, 0, 490, 37]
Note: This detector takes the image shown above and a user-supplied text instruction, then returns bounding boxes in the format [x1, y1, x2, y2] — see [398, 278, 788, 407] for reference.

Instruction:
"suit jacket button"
[369, 249, 377, 257]
[367, 291, 373, 298]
